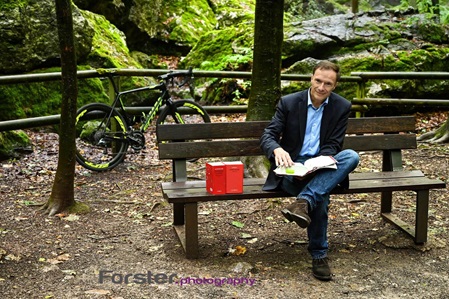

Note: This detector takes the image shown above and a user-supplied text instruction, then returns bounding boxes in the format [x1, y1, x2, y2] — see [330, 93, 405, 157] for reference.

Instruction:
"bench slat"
[342, 134, 417, 151]
[161, 170, 426, 191]
[158, 134, 417, 159]
[161, 171, 446, 203]
[156, 116, 415, 141]
[347, 116, 415, 134]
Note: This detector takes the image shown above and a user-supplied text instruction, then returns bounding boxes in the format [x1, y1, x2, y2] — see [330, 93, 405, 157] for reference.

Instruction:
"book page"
[304, 155, 337, 170]
[274, 156, 337, 177]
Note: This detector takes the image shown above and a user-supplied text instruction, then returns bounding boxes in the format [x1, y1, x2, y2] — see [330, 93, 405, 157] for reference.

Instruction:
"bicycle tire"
[156, 99, 210, 125]
[75, 103, 129, 171]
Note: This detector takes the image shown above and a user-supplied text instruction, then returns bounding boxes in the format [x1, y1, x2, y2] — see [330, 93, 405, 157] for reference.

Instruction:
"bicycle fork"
[165, 98, 185, 124]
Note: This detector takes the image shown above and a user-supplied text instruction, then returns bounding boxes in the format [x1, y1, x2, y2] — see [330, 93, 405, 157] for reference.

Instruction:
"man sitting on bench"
[260, 60, 360, 281]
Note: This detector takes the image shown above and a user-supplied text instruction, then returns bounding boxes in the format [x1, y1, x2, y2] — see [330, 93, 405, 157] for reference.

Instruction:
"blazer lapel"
[320, 95, 333, 141]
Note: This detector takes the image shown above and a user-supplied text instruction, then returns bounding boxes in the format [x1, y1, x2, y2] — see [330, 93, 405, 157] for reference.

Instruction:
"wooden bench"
[156, 116, 446, 259]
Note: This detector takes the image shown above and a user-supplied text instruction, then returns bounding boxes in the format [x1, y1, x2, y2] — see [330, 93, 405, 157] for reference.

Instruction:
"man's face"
[310, 68, 337, 105]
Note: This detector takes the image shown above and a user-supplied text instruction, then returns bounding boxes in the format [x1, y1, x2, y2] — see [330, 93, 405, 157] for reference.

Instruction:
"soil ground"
[0, 112, 448, 299]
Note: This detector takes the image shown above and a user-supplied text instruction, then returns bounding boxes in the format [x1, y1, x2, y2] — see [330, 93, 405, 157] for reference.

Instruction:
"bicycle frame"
[107, 76, 170, 132]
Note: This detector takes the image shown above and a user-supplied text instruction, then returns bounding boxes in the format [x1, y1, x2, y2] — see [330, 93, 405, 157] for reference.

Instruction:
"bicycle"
[75, 67, 210, 171]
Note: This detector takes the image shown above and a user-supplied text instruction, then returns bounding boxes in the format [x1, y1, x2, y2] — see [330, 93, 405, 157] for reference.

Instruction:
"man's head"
[310, 60, 340, 106]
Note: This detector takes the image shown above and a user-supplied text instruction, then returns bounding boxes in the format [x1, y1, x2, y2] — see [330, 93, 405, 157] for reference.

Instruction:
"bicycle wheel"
[75, 103, 129, 171]
[156, 99, 210, 125]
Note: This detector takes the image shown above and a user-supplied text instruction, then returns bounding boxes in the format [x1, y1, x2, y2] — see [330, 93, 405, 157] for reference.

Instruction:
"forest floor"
[0, 112, 449, 299]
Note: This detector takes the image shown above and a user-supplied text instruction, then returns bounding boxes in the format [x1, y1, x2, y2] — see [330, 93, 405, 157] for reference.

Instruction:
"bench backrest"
[157, 116, 416, 180]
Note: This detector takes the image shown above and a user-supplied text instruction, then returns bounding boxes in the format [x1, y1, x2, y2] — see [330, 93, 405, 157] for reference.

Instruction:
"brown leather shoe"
[281, 199, 311, 228]
[312, 257, 332, 281]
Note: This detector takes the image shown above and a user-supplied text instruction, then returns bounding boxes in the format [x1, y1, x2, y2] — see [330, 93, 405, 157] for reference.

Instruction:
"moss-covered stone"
[209, 0, 255, 27]
[0, 66, 110, 121]
[65, 201, 91, 214]
[130, 52, 169, 69]
[82, 10, 141, 69]
[0, 130, 31, 160]
[202, 78, 250, 105]
[130, 0, 217, 47]
[180, 26, 254, 71]
[0, 0, 94, 74]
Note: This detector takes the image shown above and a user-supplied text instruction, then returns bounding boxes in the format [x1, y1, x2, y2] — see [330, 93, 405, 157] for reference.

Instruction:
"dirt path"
[0, 114, 448, 299]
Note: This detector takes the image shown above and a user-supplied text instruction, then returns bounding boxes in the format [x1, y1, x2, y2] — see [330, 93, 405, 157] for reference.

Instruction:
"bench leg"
[184, 203, 199, 259]
[173, 203, 184, 225]
[415, 190, 429, 244]
[172, 203, 199, 259]
[381, 191, 392, 213]
[381, 190, 429, 245]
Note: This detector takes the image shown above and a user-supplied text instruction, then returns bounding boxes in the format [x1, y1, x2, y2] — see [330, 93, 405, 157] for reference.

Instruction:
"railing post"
[355, 79, 366, 117]
[109, 76, 119, 104]
[352, 0, 358, 13]
[109, 76, 120, 153]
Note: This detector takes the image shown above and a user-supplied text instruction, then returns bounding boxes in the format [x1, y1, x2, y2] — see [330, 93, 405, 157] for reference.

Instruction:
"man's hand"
[273, 147, 294, 167]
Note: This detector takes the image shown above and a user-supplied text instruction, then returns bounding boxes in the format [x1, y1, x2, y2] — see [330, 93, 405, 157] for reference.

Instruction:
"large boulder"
[74, 0, 218, 56]
[282, 9, 449, 100]
[0, 0, 93, 74]
[0, 0, 148, 122]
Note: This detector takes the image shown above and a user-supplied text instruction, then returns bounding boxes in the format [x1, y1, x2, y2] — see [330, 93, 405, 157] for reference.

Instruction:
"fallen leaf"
[231, 221, 244, 228]
[232, 245, 247, 256]
[47, 253, 71, 264]
[240, 233, 252, 239]
[63, 214, 80, 222]
[55, 212, 68, 219]
[84, 289, 111, 295]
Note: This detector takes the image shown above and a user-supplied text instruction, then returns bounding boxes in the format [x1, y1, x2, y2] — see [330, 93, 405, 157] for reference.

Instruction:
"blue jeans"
[280, 149, 360, 259]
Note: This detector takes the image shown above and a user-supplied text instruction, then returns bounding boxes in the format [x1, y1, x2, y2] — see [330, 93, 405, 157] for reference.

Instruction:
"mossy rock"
[130, 0, 217, 47]
[201, 78, 250, 105]
[180, 26, 254, 71]
[0, 66, 110, 121]
[0, 130, 31, 160]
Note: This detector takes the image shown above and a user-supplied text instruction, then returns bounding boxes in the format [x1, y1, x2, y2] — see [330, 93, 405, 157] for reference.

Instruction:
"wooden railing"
[351, 71, 449, 108]
[2, 69, 449, 131]
[0, 69, 362, 131]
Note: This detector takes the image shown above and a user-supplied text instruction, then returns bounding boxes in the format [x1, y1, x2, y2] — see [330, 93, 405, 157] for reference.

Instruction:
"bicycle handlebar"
[158, 67, 193, 87]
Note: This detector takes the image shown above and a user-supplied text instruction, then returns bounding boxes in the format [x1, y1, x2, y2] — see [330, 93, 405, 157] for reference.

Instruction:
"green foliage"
[201, 78, 251, 105]
[395, 0, 449, 24]
[0, 0, 29, 10]
[417, 0, 436, 14]
[232, 80, 251, 105]
[441, 6, 449, 23]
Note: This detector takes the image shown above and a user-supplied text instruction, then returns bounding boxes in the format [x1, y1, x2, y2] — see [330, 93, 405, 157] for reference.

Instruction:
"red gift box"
[224, 161, 243, 194]
[206, 162, 226, 194]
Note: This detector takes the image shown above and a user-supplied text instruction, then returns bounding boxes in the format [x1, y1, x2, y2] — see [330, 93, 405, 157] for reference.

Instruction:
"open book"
[274, 155, 337, 177]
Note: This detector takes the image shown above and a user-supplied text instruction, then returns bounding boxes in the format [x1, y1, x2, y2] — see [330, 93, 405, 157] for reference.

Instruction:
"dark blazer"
[260, 89, 352, 191]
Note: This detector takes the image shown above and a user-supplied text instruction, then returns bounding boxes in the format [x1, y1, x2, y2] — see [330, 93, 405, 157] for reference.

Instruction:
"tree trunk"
[43, 0, 88, 216]
[244, 0, 284, 178]
[246, 0, 284, 121]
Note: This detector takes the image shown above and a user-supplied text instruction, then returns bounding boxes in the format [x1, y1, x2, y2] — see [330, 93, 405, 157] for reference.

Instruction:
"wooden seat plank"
[162, 176, 445, 203]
